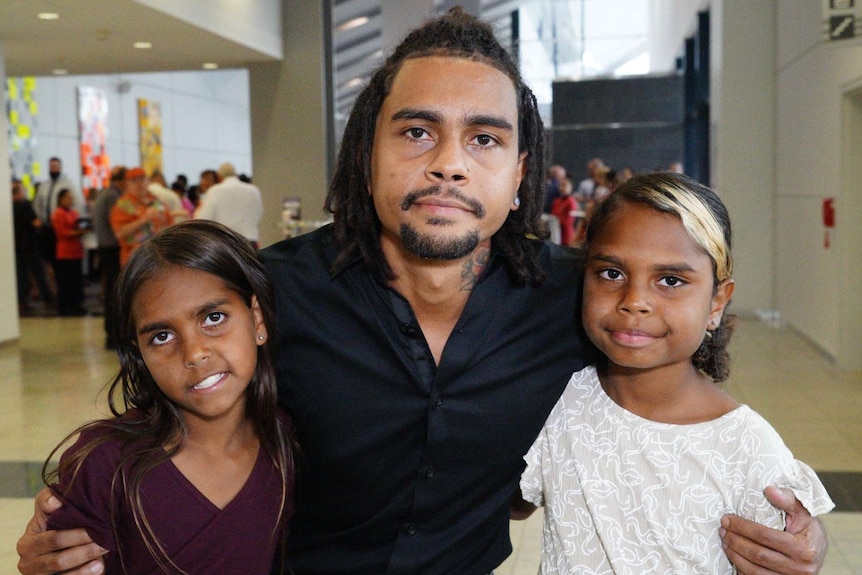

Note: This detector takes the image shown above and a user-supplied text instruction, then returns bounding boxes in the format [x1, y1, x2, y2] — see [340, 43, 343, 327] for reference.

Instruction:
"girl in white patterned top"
[519, 172, 834, 574]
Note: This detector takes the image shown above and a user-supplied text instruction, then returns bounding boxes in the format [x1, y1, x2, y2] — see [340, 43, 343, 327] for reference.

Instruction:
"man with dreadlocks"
[19, 8, 826, 575]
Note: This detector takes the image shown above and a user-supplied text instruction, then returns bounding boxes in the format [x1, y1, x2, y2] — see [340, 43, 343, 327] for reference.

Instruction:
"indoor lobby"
[2, 1, 862, 573]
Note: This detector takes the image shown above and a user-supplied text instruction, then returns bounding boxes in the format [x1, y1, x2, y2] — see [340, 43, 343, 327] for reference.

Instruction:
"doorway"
[839, 87, 862, 370]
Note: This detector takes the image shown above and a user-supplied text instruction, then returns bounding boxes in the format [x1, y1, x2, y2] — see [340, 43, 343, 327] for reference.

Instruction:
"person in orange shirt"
[109, 167, 172, 266]
[51, 189, 87, 316]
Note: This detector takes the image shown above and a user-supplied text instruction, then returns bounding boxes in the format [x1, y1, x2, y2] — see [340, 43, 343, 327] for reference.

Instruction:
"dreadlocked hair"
[325, 6, 548, 284]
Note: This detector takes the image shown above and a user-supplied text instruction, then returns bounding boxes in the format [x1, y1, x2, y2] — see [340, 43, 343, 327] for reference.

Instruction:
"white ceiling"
[0, 0, 278, 77]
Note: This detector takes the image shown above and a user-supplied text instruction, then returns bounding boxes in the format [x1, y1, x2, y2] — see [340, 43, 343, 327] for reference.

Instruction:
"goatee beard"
[400, 223, 480, 260]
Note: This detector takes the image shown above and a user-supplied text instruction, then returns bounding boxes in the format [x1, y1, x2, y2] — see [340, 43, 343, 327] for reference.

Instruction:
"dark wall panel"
[553, 75, 684, 126]
[548, 74, 684, 180]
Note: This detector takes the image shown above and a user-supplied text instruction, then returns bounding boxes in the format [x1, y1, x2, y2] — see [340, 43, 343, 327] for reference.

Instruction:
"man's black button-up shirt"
[261, 225, 590, 574]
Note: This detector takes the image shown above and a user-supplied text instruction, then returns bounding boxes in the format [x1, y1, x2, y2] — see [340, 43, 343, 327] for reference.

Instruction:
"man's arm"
[720, 486, 827, 575]
[16, 487, 106, 575]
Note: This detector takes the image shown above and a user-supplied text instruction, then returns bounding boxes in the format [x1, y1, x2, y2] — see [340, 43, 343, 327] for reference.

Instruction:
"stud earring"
[258, 335, 265, 341]
[513, 197, 521, 207]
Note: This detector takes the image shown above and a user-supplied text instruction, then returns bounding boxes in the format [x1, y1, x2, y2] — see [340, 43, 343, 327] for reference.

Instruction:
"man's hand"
[16, 487, 107, 575]
[720, 486, 827, 575]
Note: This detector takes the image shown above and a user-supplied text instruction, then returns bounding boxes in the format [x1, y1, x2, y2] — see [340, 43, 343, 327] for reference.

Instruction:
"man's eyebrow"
[391, 108, 514, 132]
[464, 114, 513, 132]
[391, 108, 443, 123]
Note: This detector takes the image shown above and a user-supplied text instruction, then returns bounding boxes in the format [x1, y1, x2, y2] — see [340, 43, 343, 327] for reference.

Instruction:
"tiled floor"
[1, 315, 861, 573]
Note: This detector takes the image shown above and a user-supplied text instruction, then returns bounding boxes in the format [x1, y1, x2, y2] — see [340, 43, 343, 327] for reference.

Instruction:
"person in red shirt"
[551, 178, 584, 247]
[51, 189, 87, 316]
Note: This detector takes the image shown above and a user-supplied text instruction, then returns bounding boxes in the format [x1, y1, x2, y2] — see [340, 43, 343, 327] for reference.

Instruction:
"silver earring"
[258, 335, 265, 341]
[513, 197, 521, 207]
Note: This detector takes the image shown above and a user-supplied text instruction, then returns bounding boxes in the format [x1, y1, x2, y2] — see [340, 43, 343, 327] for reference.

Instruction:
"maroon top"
[48, 415, 293, 574]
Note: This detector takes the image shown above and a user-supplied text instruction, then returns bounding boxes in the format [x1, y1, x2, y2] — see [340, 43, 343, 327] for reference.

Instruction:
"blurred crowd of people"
[11, 158, 263, 349]
[543, 157, 682, 247]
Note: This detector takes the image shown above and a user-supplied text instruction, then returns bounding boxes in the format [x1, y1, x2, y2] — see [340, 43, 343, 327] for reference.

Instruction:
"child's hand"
[720, 486, 826, 575]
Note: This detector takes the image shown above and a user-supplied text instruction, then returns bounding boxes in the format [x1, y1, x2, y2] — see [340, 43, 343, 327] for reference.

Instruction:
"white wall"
[709, 0, 776, 315]
[28, 68, 252, 190]
[134, 0, 282, 59]
[775, 1, 862, 366]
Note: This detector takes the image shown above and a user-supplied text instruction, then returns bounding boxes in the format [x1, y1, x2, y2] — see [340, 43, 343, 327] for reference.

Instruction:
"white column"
[0, 41, 21, 343]
[248, 1, 332, 248]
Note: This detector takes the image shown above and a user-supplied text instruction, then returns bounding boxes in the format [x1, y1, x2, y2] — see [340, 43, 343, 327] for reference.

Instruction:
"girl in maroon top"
[43, 220, 298, 574]
[51, 188, 87, 316]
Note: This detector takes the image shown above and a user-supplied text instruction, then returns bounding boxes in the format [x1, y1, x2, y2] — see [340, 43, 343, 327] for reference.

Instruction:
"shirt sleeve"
[734, 410, 835, 527]
[46, 430, 122, 552]
[520, 425, 548, 507]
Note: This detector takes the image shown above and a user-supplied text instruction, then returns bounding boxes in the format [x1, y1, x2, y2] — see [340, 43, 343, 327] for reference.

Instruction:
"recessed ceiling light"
[38, 12, 59, 20]
[202, 63, 219, 70]
[52, 69, 68, 75]
[337, 16, 369, 32]
[133, 42, 152, 49]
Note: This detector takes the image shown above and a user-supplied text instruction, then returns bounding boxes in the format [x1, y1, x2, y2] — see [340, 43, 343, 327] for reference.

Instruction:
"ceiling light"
[202, 63, 219, 70]
[38, 12, 59, 20]
[337, 16, 369, 32]
[133, 42, 152, 49]
[52, 69, 68, 75]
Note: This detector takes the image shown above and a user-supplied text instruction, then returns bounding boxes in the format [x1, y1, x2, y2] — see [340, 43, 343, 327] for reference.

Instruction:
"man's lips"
[412, 197, 474, 214]
[401, 186, 486, 218]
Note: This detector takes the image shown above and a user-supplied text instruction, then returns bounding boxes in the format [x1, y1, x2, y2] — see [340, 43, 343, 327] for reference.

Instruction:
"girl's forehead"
[589, 202, 710, 262]
[132, 266, 225, 308]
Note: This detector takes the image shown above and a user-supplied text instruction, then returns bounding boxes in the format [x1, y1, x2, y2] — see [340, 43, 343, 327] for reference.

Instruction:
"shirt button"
[424, 466, 435, 479]
[404, 523, 416, 536]
[433, 399, 443, 409]
[399, 322, 418, 337]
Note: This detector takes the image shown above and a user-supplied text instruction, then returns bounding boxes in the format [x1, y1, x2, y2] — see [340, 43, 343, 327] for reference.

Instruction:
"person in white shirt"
[194, 162, 263, 247]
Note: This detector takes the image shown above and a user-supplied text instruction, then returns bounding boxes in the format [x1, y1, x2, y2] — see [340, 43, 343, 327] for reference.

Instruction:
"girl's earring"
[257, 335, 265, 341]
[513, 197, 521, 207]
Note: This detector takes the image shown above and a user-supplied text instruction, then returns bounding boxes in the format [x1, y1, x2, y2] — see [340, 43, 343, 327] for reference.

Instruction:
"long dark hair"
[325, 7, 548, 284]
[43, 220, 295, 573]
[585, 172, 735, 381]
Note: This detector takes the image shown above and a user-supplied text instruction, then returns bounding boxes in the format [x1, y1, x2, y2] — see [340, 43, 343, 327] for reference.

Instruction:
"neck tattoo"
[459, 244, 491, 292]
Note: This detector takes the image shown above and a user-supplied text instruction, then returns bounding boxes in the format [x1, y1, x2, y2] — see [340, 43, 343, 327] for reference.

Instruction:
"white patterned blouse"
[521, 366, 835, 575]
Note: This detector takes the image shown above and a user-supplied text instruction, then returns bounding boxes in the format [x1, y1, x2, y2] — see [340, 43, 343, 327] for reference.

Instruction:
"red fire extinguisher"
[823, 198, 835, 248]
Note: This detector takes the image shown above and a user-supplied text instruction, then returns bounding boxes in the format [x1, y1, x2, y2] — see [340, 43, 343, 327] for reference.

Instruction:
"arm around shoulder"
[16, 487, 106, 575]
[721, 486, 828, 575]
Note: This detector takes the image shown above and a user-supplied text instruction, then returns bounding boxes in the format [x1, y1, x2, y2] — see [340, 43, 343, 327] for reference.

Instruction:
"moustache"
[400, 186, 486, 219]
